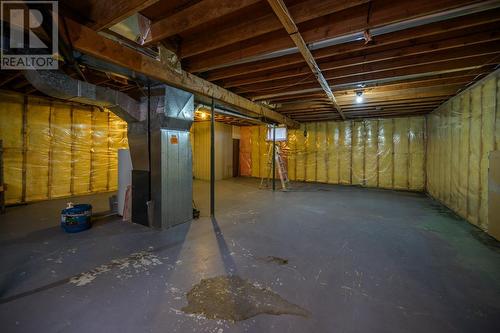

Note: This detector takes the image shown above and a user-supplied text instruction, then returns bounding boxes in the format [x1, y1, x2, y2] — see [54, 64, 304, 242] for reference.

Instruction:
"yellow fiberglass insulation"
[427, 70, 500, 233]
[245, 115, 426, 192]
[0, 91, 128, 205]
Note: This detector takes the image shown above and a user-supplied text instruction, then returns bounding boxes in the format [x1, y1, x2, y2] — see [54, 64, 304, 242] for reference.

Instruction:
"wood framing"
[266, 0, 345, 119]
[83, 0, 159, 31]
[144, 0, 262, 45]
[62, 18, 298, 128]
[2, 0, 498, 122]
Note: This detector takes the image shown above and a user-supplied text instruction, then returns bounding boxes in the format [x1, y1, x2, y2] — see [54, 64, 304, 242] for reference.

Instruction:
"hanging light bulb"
[356, 91, 363, 103]
[200, 111, 207, 119]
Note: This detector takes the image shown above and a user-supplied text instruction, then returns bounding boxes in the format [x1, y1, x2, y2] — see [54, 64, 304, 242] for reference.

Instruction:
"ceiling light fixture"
[356, 91, 363, 103]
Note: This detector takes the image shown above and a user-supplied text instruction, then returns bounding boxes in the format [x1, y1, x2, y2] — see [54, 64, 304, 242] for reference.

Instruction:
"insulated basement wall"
[427, 70, 500, 233]
[0, 91, 128, 205]
[192, 121, 233, 180]
[242, 116, 426, 191]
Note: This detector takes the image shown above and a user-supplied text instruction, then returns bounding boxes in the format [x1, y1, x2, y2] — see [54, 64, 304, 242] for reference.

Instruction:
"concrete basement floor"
[1, 178, 500, 332]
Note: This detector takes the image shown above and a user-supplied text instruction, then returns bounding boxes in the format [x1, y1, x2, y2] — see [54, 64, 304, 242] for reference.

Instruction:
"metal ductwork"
[24, 69, 149, 172]
[24, 70, 144, 123]
[24, 70, 194, 230]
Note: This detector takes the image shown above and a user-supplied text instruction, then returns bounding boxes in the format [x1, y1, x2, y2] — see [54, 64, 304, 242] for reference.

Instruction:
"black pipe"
[210, 97, 215, 216]
[272, 125, 276, 191]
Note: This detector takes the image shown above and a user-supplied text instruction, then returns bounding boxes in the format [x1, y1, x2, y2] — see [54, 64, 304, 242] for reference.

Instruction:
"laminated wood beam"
[266, 0, 345, 119]
[184, 0, 486, 72]
[62, 18, 298, 128]
[144, 0, 261, 45]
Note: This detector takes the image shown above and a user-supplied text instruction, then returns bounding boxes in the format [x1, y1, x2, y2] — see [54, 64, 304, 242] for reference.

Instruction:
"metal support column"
[272, 124, 276, 191]
[147, 82, 152, 201]
[210, 97, 215, 216]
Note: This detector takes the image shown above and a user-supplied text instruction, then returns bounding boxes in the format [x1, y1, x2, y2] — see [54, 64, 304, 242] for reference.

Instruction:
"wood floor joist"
[144, 0, 262, 45]
[254, 69, 493, 102]
[237, 56, 499, 96]
[62, 18, 298, 128]
[203, 9, 500, 81]
[183, 0, 487, 72]
[219, 30, 500, 88]
[225, 42, 500, 89]
[266, 0, 344, 119]
[22, 1, 500, 122]
[72, 0, 159, 31]
[180, 0, 370, 59]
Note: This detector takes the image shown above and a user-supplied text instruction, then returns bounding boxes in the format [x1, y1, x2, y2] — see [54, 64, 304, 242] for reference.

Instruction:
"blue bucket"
[61, 204, 92, 233]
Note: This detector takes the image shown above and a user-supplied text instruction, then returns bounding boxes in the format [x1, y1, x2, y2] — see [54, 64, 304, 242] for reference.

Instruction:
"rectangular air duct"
[24, 70, 194, 229]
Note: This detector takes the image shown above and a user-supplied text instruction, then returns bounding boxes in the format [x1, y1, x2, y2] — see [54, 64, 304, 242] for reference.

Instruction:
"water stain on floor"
[181, 275, 310, 321]
[261, 256, 289, 265]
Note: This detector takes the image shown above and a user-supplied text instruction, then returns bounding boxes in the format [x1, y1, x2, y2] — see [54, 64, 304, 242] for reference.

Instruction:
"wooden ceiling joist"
[62, 18, 298, 128]
[219, 30, 500, 87]
[180, 0, 370, 58]
[204, 9, 500, 81]
[184, 0, 487, 72]
[266, 0, 345, 120]
[24, 1, 500, 122]
[144, 0, 261, 45]
[237, 55, 499, 97]
[253, 68, 493, 102]
[81, 0, 159, 31]
[224, 41, 500, 89]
